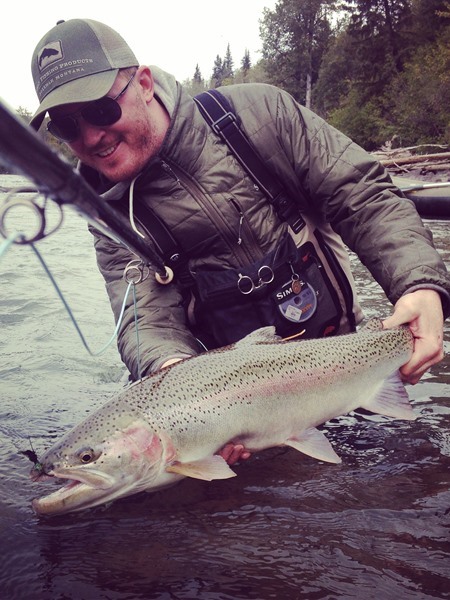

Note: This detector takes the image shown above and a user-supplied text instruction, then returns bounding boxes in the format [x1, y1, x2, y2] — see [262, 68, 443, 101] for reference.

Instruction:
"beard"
[89, 123, 162, 183]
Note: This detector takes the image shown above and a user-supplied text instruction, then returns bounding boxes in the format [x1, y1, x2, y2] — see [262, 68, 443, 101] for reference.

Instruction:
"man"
[30, 20, 449, 465]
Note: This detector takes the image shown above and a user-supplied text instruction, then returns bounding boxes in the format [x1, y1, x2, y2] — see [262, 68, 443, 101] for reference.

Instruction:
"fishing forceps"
[237, 264, 275, 295]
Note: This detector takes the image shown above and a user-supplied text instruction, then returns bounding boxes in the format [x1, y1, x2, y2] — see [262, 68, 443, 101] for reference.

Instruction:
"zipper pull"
[161, 160, 180, 185]
[237, 213, 244, 245]
[229, 198, 244, 245]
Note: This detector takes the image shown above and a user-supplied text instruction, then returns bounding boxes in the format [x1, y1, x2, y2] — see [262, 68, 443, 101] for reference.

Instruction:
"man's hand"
[382, 289, 444, 384]
[217, 443, 252, 465]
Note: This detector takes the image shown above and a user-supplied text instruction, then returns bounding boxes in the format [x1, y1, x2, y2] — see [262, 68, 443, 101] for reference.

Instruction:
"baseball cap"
[30, 19, 139, 130]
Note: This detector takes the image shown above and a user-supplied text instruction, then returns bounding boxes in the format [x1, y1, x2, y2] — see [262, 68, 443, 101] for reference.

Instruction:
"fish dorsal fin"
[286, 428, 342, 464]
[234, 327, 281, 348]
[360, 318, 384, 332]
[364, 371, 416, 421]
[166, 455, 237, 481]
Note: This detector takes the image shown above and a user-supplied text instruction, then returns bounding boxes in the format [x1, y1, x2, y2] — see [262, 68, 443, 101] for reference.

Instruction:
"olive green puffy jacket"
[83, 67, 450, 380]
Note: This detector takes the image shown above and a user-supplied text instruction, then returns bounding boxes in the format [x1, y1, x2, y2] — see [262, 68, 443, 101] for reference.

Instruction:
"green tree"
[222, 44, 234, 83]
[312, 24, 358, 115]
[313, 1, 413, 146]
[182, 65, 208, 96]
[241, 49, 251, 75]
[193, 64, 203, 84]
[212, 54, 224, 87]
[339, 0, 412, 85]
[260, 0, 336, 106]
[410, 0, 450, 42]
[327, 88, 390, 148]
[389, 23, 450, 144]
[234, 58, 270, 84]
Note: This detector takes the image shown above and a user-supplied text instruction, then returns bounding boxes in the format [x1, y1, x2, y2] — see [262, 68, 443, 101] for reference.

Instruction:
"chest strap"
[194, 89, 305, 234]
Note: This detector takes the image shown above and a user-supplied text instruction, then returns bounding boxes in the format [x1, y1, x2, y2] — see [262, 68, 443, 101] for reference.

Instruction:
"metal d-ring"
[123, 259, 151, 284]
[237, 264, 275, 295]
[0, 188, 64, 244]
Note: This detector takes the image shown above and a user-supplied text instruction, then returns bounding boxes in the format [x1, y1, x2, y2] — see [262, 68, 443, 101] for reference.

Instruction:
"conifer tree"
[193, 64, 203, 84]
[212, 55, 224, 87]
[222, 43, 234, 81]
[241, 49, 251, 75]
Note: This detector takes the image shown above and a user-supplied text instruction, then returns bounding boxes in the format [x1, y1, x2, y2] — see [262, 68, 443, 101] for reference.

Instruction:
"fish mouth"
[31, 468, 118, 516]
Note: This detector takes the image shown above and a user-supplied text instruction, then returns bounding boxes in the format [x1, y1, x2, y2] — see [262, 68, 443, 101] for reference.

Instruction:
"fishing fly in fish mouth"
[29, 320, 416, 516]
[20, 438, 45, 478]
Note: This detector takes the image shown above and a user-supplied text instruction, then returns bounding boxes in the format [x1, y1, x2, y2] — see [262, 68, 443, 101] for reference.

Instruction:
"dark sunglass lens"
[47, 117, 78, 142]
[82, 97, 122, 126]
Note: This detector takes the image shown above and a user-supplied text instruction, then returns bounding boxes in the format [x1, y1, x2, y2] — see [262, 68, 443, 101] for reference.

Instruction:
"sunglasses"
[47, 71, 136, 143]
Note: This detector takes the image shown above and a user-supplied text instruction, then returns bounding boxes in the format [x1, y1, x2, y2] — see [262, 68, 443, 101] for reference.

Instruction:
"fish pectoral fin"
[166, 455, 237, 481]
[365, 371, 416, 421]
[286, 428, 342, 464]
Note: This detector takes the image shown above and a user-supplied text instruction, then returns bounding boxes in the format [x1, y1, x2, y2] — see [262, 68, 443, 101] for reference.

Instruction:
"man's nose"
[77, 118, 106, 146]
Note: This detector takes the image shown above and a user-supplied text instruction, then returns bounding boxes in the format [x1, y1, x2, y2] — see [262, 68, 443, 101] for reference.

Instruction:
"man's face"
[49, 67, 166, 183]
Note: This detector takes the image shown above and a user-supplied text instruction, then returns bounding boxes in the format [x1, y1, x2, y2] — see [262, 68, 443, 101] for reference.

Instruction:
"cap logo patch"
[38, 41, 63, 70]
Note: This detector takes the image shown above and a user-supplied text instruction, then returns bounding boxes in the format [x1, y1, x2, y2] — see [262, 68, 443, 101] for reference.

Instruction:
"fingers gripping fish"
[30, 319, 415, 515]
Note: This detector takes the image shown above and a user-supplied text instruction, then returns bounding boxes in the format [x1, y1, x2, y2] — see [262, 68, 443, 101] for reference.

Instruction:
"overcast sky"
[1, 0, 278, 114]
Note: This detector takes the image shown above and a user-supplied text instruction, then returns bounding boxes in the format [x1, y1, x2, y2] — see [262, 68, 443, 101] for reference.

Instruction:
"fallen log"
[378, 152, 450, 167]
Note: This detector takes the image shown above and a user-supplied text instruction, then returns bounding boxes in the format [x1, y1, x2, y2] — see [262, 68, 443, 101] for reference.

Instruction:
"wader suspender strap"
[194, 89, 305, 234]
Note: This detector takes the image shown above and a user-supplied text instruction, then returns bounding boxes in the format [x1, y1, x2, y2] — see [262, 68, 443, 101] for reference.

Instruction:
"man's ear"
[136, 65, 155, 103]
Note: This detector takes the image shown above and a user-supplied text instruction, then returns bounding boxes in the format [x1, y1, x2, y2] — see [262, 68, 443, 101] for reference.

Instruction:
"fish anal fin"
[365, 371, 416, 421]
[166, 455, 237, 481]
[286, 428, 342, 464]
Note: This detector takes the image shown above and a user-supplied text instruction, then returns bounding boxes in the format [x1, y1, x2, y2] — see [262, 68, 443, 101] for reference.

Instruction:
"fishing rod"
[390, 176, 450, 220]
[398, 181, 450, 192]
[0, 99, 172, 283]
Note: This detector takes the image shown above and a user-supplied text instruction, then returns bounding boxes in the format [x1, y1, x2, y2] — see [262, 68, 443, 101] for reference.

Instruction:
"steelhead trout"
[31, 320, 415, 515]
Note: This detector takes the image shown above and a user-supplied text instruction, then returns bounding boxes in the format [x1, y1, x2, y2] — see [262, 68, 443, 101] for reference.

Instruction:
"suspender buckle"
[273, 192, 306, 234]
[212, 111, 236, 134]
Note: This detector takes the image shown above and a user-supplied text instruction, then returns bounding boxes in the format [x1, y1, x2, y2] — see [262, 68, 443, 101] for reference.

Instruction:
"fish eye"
[76, 448, 98, 464]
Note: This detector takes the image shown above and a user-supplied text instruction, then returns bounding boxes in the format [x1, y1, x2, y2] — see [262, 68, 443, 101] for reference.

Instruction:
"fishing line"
[0, 233, 133, 356]
[0, 230, 24, 257]
[28, 240, 133, 356]
[132, 283, 143, 381]
[0, 208, 144, 364]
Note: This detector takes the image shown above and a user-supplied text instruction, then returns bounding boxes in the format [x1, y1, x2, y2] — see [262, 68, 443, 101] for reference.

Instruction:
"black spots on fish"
[189, 415, 207, 427]
[168, 417, 190, 434]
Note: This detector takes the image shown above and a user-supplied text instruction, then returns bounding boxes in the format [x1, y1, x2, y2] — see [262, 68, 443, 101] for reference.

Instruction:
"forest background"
[9, 0, 450, 165]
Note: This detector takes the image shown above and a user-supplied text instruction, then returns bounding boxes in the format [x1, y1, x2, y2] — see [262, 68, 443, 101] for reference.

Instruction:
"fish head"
[31, 418, 176, 516]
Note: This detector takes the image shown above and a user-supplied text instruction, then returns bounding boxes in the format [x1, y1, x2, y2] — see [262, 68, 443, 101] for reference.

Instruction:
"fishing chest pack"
[126, 89, 357, 348]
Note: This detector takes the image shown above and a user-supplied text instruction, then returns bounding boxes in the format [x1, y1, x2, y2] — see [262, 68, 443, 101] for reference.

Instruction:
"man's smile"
[97, 143, 119, 158]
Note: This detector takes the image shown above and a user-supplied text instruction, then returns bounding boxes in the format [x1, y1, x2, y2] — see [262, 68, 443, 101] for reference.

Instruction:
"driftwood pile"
[372, 142, 450, 176]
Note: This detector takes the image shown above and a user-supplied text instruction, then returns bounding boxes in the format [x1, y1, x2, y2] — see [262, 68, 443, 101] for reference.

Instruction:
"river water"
[0, 175, 449, 600]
